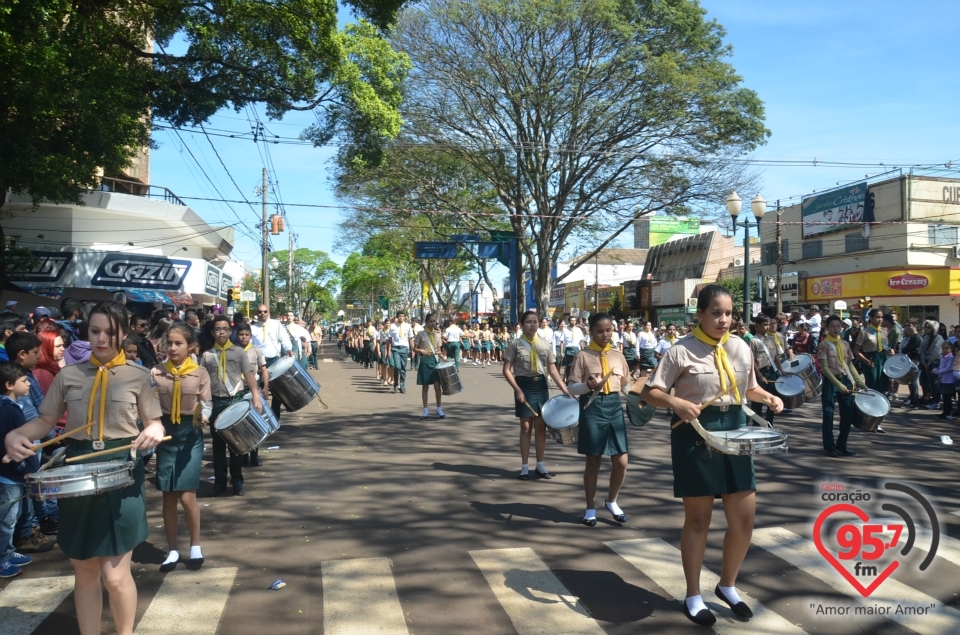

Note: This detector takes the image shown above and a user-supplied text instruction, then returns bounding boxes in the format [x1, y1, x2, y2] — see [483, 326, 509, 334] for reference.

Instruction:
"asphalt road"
[4, 347, 960, 635]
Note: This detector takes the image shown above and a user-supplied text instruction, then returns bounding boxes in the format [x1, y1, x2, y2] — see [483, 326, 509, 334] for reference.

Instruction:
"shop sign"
[220, 273, 234, 299]
[549, 283, 565, 308]
[204, 264, 220, 296]
[597, 286, 623, 311]
[886, 273, 929, 291]
[7, 251, 73, 284]
[565, 280, 584, 312]
[91, 253, 191, 290]
[806, 269, 950, 301]
[802, 182, 866, 237]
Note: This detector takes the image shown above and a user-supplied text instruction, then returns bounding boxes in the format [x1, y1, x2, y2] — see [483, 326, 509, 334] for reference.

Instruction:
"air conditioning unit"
[952, 245, 960, 259]
[733, 257, 744, 266]
[685, 298, 698, 309]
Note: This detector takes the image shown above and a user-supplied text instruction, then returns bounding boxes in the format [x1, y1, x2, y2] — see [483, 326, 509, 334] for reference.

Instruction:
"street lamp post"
[478, 282, 485, 323]
[727, 192, 766, 322]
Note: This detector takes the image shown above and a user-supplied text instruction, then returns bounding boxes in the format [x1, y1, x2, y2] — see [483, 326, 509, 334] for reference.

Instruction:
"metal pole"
[595, 253, 599, 311]
[743, 218, 750, 322]
[775, 200, 783, 315]
[288, 230, 294, 314]
[261, 168, 270, 309]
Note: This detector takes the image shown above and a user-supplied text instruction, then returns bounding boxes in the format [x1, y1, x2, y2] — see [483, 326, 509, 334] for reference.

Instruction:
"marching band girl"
[413, 313, 446, 419]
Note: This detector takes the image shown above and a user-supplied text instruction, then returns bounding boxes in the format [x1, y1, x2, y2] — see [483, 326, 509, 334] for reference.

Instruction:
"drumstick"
[33, 425, 91, 451]
[671, 377, 748, 429]
[65, 436, 173, 464]
[524, 401, 541, 418]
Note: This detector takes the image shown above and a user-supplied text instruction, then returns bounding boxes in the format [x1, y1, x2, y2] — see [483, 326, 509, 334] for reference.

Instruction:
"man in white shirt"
[410, 317, 424, 370]
[251, 304, 293, 420]
[806, 305, 822, 354]
[444, 321, 464, 368]
[561, 316, 585, 381]
[553, 323, 564, 369]
[286, 313, 312, 369]
[388, 310, 414, 393]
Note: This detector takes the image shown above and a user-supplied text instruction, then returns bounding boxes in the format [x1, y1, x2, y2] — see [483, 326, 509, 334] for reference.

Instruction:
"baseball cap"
[34, 306, 52, 318]
[5, 300, 17, 308]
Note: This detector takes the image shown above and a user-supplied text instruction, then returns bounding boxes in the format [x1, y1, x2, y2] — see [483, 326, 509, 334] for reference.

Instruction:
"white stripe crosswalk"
[606, 538, 807, 634]
[752, 527, 960, 635]
[3, 530, 960, 635]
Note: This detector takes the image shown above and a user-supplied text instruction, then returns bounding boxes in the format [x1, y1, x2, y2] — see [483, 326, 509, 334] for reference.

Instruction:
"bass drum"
[268, 356, 320, 412]
[436, 361, 462, 396]
[214, 400, 280, 454]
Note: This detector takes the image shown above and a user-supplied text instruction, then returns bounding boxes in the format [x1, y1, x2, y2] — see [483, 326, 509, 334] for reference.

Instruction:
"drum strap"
[756, 337, 779, 374]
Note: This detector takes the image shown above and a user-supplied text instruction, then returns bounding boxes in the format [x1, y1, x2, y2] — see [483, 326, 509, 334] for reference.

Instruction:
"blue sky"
[149, 1, 960, 282]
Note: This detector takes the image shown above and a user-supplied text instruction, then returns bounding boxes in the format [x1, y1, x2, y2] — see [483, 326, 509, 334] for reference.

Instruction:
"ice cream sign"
[887, 273, 929, 292]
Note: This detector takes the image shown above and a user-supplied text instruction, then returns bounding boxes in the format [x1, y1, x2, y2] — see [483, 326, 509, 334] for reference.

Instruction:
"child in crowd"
[0, 362, 38, 577]
[936, 342, 956, 420]
[122, 338, 142, 365]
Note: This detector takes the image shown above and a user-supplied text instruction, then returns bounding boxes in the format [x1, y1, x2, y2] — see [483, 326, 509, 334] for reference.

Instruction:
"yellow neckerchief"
[826, 334, 846, 370]
[692, 325, 740, 404]
[868, 325, 885, 352]
[243, 342, 253, 351]
[214, 341, 234, 383]
[521, 333, 540, 373]
[86, 351, 127, 442]
[162, 358, 200, 423]
[587, 341, 612, 394]
[773, 332, 784, 353]
[423, 327, 437, 354]
[664, 334, 677, 344]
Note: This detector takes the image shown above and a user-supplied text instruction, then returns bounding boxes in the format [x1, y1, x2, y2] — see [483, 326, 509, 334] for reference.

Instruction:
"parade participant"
[410, 317, 423, 371]
[566, 313, 631, 525]
[251, 305, 292, 421]
[151, 324, 212, 572]
[480, 323, 494, 366]
[641, 285, 782, 626]
[538, 318, 554, 354]
[622, 321, 638, 377]
[361, 320, 375, 368]
[553, 323, 564, 368]
[285, 314, 311, 369]
[236, 323, 269, 467]
[854, 309, 889, 394]
[389, 311, 413, 393]
[654, 323, 678, 360]
[3, 301, 165, 635]
[749, 315, 788, 423]
[819, 315, 866, 457]
[200, 315, 262, 496]
[637, 321, 658, 376]
[561, 316, 585, 382]
[503, 311, 572, 480]
[413, 313, 446, 419]
[444, 320, 464, 368]
[377, 322, 391, 385]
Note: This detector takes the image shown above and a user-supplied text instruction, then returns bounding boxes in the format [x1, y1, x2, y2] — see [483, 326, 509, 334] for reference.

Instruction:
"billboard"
[634, 216, 700, 249]
[801, 182, 866, 237]
[805, 269, 952, 301]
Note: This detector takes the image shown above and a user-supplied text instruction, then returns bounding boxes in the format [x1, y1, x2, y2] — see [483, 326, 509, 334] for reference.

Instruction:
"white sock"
[520, 464, 529, 475]
[436, 407, 445, 417]
[605, 500, 624, 516]
[583, 508, 596, 521]
[718, 585, 742, 605]
[163, 550, 180, 565]
[190, 545, 203, 560]
[685, 595, 708, 614]
[536, 461, 546, 473]
[422, 407, 429, 417]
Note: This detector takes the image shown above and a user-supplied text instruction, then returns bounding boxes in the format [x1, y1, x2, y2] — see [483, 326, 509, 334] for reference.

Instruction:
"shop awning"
[117, 289, 171, 303]
[166, 292, 194, 305]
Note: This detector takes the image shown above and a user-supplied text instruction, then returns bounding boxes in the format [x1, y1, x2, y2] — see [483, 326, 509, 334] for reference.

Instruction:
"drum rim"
[28, 460, 132, 478]
[541, 395, 579, 429]
[854, 389, 890, 416]
[710, 428, 786, 441]
[215, 400, 253, 429]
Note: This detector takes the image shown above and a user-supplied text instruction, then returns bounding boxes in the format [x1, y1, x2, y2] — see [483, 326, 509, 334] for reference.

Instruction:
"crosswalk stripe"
[470, 548, 605, 635]
[606, 538, 807, 633]
[322, 557, 409, 635]
[753, 527, 960, 635]
[134, 567, 237, 635]
[873, 517, 960, 569]
[0, 575, 75, 635]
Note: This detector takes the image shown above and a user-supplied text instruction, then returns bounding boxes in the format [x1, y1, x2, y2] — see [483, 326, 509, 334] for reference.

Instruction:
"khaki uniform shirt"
[856, 327, 887, 353]
[750, 333, 784, 369]
[40, 361, 163, 439]
[414, 329, 443, 356]
[243, 344, 266, 388]
[504, 337, 557, 377]
[568, 348, 630, 392]
[199, 346, 254, 398]
[151, 365, 212, 416]
[818, 338, 855, 378]
[646, 334, 758, 406]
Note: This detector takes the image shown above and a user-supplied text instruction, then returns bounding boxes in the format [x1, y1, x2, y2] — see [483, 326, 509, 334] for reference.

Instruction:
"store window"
[802, 240, 822, 259]
[845, 234, 869, 253]
[885, 304, 939, 325]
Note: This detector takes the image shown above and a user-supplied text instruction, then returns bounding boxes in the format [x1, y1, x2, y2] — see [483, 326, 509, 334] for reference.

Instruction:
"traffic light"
[860, 296, 872, 310]
[227, 288, 236, 302]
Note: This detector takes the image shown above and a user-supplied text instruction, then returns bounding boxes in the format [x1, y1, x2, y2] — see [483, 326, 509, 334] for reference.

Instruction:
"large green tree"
[350, 0, 767, 314]
[269, 248, 340, 319]
[1, 0, 410, 283]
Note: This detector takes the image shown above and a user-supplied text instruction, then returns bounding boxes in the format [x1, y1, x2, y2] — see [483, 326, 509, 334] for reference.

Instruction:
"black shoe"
[185, 557, 204, 571]
[518, 472, 530, 480]
[838, 448, 856, 456]
[212, 484, 228, 497]
[582, 516, 597, 527]
[250, 456, 263, 467]
[605, 501, 626, 523]
[233, 482, 245, 496]
[160, 556, 180, 573]
[824, 450, 838, 457]
[715, 585, 753, 619]
[535, 469, 553, 479]
[682, 602, 717, 626]
[876, 426, 886, 433]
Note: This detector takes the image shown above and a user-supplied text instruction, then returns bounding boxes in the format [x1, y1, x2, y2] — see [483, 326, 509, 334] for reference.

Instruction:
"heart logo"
[813, 503, 900, 597]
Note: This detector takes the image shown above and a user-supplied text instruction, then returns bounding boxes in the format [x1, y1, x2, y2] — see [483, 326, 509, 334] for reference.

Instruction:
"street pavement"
[3, 347, 960, 635]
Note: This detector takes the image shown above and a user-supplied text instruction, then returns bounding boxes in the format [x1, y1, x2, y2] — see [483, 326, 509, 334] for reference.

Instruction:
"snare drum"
[267, 356, 320, 412]
[436, 361, 462, 395]
[853, 389, 889, 432]
[883, 353, 920, 384]
[775, 375, 806, 410]
[214, 400, 280, 454]
[784, 354, 821, 400]
[541, 395, 579, 445]
[25, 461, 134, 500]
[704, 427, 789, 455]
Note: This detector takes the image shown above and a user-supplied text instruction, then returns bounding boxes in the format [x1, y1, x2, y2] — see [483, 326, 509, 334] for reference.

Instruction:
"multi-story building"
[758, 172, 960, 324]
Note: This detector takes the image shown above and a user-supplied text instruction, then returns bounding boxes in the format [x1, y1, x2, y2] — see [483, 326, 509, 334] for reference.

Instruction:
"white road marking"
[753, 527, 960, 635]
[872, 517, 960, 569]
[606, 538, 807, 633]
[323, 359, 333, 363]
[322, 557, 409, 635]
[0, 575, 75, 635]
[134, 567, 237, 635]
[469, 547, 606, 635]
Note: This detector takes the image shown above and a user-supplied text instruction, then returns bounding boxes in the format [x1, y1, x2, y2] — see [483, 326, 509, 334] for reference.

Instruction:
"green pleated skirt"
[515, 374, 550, 418]
[671, 406, 755, 498]
[639, 347, 657, 370]
[862, 350, 888, 392]
[578, 392, 628, 456]
[59, 438, 148, 560]
[417, 354, 440, 385]
[623, 346, 637, 361]
[155, 414, 204, 492]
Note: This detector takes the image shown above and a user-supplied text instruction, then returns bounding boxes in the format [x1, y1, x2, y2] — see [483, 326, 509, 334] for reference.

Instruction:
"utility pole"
[775, 199, 783, 315]
[260, 168, 270, 309]
[288, 229, 295, 315]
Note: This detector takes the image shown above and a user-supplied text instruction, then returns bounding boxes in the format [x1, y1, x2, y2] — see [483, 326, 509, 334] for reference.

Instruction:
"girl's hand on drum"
[838, 386, 850, 394]
[133, 422, 166, 451]
[670, 398, 702, 423]
[766, 395, 785, 414]
[252, 396, 264, 413]
[3, 431, 36, 463]
[515, 388, 526, 403]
